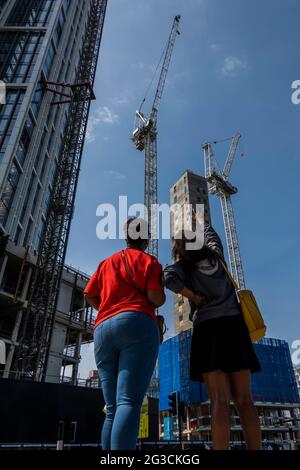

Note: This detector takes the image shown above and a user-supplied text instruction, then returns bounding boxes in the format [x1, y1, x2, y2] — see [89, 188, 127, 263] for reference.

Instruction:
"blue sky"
[65, 0, 300, 378]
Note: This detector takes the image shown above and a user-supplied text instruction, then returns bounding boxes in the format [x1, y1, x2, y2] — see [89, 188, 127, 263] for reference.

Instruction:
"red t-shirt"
[84, 248, 164, 329]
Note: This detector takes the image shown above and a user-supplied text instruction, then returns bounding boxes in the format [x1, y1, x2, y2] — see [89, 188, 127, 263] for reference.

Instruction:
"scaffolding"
[13, 0, 107, 382]
[159, 333, 300, 410]
[159, 333, 300, 443]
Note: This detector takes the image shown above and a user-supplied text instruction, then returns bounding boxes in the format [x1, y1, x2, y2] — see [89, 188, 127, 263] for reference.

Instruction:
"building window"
[47, 128, 55, 154]
[55, 137, 63, 160]
[5, 0, 54, 27]
[63, 0, 71, 14]
[0, 90, 25, 162]
[20, 172, 35, 224]
[23, 218, 33, 247]
[15, 112, 35, 167]
[31, 182, 41, 216]
[0, 0, 8, 14]
[39, 154, 49, 183]
[0, 31, 44, 83]
[174, 194, 178, 204]
[49, 160, 58, 187]
[46, 104, 55, 128]
[31, 79, 45, 119]
[179, 315, 183, 322]
[14, 225, 22, 244]
[59, 112, 68, 136]
[0, 161, 22, 226]
[34, 219, 45, 251]
[53, 10, 66, 49]
[42, 186, 51, 217]
[34, 127, 48, 173]
[43, 40, 56, 79]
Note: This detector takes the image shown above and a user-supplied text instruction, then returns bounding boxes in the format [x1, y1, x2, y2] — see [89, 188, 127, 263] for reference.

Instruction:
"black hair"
[172, 231, 217, 266]
[125, 217, 149, 248]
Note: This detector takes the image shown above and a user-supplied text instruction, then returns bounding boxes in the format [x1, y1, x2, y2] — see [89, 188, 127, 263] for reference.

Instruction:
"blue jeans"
[94, 311, 160, 450]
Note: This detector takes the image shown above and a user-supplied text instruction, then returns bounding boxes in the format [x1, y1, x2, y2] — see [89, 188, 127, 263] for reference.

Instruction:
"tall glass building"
[0, 0, 92, 245]
[0, 1, 107, 382]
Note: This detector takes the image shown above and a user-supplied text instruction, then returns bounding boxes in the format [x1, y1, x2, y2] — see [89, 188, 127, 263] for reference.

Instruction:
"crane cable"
[138, 40, 169, 113]
[211, 136, 234, 145]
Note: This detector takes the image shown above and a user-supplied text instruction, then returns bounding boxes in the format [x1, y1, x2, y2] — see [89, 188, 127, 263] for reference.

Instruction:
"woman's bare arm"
[147, 290, 166, 308]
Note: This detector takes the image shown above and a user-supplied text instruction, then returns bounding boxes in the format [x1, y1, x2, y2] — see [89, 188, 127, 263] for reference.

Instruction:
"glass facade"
[53, 9, 66, 50]
[20, 172, 35, 224]
[0, 0, 7, 14]
[43, 40, 55, 79]
[5, 0, 54, 27]
[0, 0, 91, 244]
[34, 219, 45, 251]
[0, 31, 44, 83]
[0, 90, 25, 162]
[31, 79, 45, 120]
[0, 160, 21, 225]
[15, 113, 35, 167]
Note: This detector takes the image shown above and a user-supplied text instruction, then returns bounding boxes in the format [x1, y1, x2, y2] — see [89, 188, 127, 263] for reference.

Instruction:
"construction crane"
[13, 0, 108, 381]
[132, 15, 181, 258]
[203, 133, 246, 289]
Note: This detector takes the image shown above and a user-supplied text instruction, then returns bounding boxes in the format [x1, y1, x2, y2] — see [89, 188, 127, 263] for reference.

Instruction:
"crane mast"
[203, 133, 246, 289]
[132, 15, 181, 258]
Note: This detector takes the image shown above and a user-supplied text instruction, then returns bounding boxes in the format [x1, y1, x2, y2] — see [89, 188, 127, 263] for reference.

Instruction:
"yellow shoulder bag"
[220, 259, 266, 343]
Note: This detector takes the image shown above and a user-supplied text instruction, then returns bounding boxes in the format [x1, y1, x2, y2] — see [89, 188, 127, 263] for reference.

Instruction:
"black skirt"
[190, 313, 262, 382]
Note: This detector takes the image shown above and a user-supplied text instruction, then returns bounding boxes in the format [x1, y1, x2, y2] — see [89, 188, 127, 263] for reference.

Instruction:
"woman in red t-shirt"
[84, 218, 165, 451]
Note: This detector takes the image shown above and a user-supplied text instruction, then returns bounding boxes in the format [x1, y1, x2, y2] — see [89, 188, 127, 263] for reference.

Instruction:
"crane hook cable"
[138, 40, 169, 113]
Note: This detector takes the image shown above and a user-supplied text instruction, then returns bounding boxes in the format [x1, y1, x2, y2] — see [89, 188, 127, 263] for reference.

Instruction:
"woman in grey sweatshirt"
[163, 224, 261, 450]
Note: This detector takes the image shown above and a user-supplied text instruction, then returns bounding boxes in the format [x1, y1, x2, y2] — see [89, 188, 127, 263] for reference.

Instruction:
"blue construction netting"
[159, 333, 299, 411]
[252, 338, 299, 403]
[159, 330, 207, 411]
[159, 335, 181, 411]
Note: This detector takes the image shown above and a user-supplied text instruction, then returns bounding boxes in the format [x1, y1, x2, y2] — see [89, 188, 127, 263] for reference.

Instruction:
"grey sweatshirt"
[163, 225, 242, 325]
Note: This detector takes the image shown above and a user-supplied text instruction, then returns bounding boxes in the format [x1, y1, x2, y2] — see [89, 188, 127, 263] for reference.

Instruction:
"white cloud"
[131, 62, 156, 73]
[112, 93, 131, 105]
[86, 106, 119, 143]
[103, 170, 126, 181]
[210, 43, 220, 51]
[221, 56, 248, 77]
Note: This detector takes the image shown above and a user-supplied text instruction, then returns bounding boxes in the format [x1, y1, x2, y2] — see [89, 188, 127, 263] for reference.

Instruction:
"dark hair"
[125, 217, 149, 249]
[172, 231, 217, 265]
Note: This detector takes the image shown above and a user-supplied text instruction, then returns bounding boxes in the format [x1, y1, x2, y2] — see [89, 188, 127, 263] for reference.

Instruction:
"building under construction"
[159, 333, 300, 449]
[170, 170, 211, 335]
[0, 0, 107, 383]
